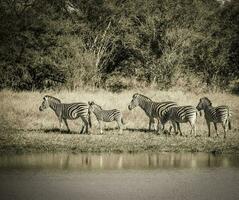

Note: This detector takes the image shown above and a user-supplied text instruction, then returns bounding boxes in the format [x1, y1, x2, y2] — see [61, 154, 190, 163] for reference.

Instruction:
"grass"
[0, 89, 238, 154]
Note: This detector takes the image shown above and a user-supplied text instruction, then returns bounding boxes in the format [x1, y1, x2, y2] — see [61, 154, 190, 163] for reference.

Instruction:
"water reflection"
[0, 153, 238, 170]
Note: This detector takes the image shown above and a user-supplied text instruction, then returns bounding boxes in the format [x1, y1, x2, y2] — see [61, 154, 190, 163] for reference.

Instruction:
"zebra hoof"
[163, 130, 169, 135]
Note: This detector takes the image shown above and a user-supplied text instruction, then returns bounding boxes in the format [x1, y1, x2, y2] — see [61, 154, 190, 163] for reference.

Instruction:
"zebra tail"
[198, 111, 202, 117]
[121, 118, 126, 125]
[228, 108, 232, 130]
[88, 113, 92, 128]
[228, 119, 232, 130]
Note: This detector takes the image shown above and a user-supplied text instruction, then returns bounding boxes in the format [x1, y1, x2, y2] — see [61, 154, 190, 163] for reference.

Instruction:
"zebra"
[88, 101, 125, 134]
[128, 93, 177, 132]
[196, 97, 231, 138]
[160, 106, 198, 137]
[39, 95, 91, 134]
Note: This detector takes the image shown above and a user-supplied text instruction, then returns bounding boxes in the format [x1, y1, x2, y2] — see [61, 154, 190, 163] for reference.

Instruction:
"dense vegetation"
[0, 0, 238, 92]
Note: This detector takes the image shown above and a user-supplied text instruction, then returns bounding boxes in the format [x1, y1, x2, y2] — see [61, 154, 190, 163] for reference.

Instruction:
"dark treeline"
[0, 0, 238, 92]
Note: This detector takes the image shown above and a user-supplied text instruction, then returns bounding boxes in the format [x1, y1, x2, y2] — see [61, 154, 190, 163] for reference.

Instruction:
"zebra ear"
[88, 101, 92, 105]
[204, 97, 212, 106]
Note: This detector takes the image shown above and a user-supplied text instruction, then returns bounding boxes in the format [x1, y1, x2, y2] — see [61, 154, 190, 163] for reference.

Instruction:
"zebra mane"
[202, 97, 212, 106]
[134, 93, 152, 101]
[44, 95, 61, 103]
[95, 104, 103, 110]
[89, 101, 103, 110]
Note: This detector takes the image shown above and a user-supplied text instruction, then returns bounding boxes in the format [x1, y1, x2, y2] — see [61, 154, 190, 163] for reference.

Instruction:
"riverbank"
[1, 127, 239, 154]
[0, 89, 238, 154]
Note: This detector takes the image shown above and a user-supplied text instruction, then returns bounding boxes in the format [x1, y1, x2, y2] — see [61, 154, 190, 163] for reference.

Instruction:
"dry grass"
[0, 89, 238, 154]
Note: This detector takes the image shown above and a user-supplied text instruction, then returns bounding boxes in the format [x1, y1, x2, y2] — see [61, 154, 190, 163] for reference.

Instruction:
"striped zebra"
[160, 106, 197, 137]
[39, 95, 91, 134]
[196, 97, 231, 138]
[128, 93, 177, 132]
[88, 101, 125, 134]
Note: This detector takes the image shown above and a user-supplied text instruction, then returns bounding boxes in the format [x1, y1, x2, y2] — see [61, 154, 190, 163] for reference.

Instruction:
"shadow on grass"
[19, 128, 81, 135]
[43, 128, 76, 134]
[104, 127, 153, 133]
[126, 128, 183, 136]
[125, 128, 152, 133]
[104, 127, 120, 131]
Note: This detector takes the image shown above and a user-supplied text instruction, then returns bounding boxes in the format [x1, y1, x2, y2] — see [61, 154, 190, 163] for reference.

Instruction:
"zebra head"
[128, 93, 140, 110]
[39, 96, 50, 111]
[88, 101, 102, 113]
[39, 95, 61, 111]
[128, 93, 152, 110]
[196, 97, 212, 111]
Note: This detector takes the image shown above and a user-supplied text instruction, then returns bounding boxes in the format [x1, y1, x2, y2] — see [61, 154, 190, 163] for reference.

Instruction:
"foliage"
[0, 0, 238, 91]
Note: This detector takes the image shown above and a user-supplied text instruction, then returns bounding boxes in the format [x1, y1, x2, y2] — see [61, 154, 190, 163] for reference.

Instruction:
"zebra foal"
[161, 106, 197, 137]
[88, 101, 125, 134]
[196, 97, 231, 138]
[128, 93, 177, 132]
[39, 95, 91, 134]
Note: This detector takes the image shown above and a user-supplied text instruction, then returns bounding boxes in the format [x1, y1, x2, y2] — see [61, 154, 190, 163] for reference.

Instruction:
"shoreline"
[1, 128, 239, 155]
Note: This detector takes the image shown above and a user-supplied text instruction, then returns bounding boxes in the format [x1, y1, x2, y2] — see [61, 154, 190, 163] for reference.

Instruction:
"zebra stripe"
[88, 101, 124, 134]
[196, 97, 231, 138]
[39, 95, 91, 134]
[128, 93, 177, 131]
[161, 106, 197, 136]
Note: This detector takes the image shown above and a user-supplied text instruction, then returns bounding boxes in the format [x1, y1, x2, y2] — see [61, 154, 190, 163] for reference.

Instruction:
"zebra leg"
[80, 126, 85, 134]
[98, 120, 103, 134]
[116, 119, 123, 134]
[156, 119, 164, 134]
[80, 116, 88, 134]
[189, 121, 197, 137]
[222, 122, 227, 139]
[148, 118, 151, 130]
[58, 118, 63, 131]
[176, 122, 183, 136]
[206, 121, 211, 137]
[156, 119, 160, 133]
[172, 121, 177, 135]
[63, 119, 70, 132]
[193, 124, 197, 137]
[161, 122, 165, 132]
[154, 119, 161, 133]
[189, 122, 193, 136]
[149, 117, 153, 131]
[213, 123, 218, 137]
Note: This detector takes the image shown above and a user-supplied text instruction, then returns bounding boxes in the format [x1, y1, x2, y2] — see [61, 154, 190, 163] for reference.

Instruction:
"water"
[0, 153, 238, 200]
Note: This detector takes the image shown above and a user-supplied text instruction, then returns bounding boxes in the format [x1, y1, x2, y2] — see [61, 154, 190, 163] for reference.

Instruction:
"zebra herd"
[39, 93, 232, 138]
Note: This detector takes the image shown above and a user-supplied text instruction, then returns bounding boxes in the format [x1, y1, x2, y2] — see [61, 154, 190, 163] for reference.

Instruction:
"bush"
[0, 0, 238, 91]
